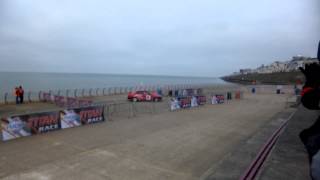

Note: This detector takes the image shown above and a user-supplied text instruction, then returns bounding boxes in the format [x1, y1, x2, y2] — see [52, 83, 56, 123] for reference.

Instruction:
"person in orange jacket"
[14, 87, 20, 104]
[18, 86, 24, 104]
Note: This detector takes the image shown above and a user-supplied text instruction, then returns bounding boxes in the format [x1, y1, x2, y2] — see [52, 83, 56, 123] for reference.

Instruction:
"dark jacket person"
[299, 40, 320, 180]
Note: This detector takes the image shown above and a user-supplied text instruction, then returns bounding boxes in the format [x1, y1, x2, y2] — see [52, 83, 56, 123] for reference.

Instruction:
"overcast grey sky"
[0, 0, 319, 77]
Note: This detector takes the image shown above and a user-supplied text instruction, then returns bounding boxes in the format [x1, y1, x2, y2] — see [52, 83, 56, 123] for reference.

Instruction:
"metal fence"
[2, 83, 298, 105]
[2, 83, 239, 104]
[101, 100, 170, 120]
[95, 92, 242, 120]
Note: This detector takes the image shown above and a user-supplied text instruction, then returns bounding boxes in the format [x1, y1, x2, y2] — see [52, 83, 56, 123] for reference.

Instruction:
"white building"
[240, 56, 318, 74]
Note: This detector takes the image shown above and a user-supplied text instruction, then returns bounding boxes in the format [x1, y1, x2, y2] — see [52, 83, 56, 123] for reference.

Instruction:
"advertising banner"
[216, 95, 225, 104]
[179, 97, 191, 108]
[1, 105, 105, 141]
[1, 117, 31, 141]
[196, 96, 207, 105]
[60, 106, 104, 129]
[191, 96, 198, 107]
[54, 95, 65, 107]
[66, 97, 78, 108]
[212, 95, 225, 104]
[1, 112, 60, 141]
[26, 112, 60, 133]
[78, 106, 104, 125]
[59, 109, 82, 129]
[170, 98, 181, 111]
[170, 95, 207, 110]
[43, 92, 52, 102]
[41, 91, 93, 108]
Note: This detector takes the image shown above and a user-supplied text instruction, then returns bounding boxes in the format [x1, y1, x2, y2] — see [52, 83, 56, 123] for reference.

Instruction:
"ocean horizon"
[0, 71, 227, 94]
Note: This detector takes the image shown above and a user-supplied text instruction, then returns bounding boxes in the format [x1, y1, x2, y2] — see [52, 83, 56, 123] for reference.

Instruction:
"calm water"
[0, 72, 226, 94]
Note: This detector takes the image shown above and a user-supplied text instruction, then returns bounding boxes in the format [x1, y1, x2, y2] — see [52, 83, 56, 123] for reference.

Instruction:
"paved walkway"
[0, 94, 291, 180]
[201, 107, 296, 180]
[257, 106, 320, 180]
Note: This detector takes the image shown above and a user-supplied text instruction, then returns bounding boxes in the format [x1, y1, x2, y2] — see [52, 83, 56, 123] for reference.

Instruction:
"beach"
[0, 90, 296, 180]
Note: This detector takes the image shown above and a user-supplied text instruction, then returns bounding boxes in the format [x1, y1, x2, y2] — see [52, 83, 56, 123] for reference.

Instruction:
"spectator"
[276, 85, 283, 94]
[299, 40, 320, 180]
[14, 87, 20, 104]
[19, 86, 24, 104]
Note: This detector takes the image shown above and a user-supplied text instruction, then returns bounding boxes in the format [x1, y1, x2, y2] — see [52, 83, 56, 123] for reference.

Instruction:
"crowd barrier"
[41, 93, 93, 108]
[1, 84, 298, 104]
[0, 89, 244, 141]
[1, 83, 228, 104]
[170, 91, 243, 111]
[1, 105, 105, 141]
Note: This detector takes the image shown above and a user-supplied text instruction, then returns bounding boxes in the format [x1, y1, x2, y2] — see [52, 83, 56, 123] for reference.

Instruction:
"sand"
[0, 92, 295, 180]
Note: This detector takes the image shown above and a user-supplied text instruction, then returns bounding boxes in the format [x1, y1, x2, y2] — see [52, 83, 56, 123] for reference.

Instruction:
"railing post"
[82, 89, 85, 97]
[66, 89, 69, 97]
[89, 88, 93, 97]
[108, 87, 111, 95]
[74, 89, 77, 98]
[96, 88, 99, 96]
[4, 92, 8, 104]
[103, 88, 106, 96]
[57, 90, 60, 96]
[114, 87, 117, 95]
[28, 91, 32, 103]
[38, 91, 42, 101]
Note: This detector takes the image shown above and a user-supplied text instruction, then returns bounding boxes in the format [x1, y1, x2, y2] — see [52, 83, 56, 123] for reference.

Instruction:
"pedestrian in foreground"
[299, 40, 320, 180]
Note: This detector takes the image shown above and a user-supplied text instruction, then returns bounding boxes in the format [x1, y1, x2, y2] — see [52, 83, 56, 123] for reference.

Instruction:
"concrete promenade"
[0, 93, 297, 180]
[257, 106, 319, 180]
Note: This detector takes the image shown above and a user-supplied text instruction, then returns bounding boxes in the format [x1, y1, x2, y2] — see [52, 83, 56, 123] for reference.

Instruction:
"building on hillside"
[238, 56, 318, 75]
[239, 68, 252, 74]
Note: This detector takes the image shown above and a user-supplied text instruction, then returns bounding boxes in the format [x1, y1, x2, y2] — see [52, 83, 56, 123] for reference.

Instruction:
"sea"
[0, 72, 227, 94]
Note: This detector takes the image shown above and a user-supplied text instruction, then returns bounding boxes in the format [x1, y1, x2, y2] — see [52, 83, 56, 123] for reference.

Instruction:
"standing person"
[19, 86, 24, 104]
[14, 87, 20, 104]
[251, 80, 256, 94]
[276, 85, 283, 94]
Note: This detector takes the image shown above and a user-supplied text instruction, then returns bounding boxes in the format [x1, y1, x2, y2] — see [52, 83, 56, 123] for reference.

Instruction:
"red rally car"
[127, 91, 162, 102]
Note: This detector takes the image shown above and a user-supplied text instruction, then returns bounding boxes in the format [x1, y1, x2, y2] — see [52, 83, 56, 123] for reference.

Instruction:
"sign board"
[1, 105, 105, 141]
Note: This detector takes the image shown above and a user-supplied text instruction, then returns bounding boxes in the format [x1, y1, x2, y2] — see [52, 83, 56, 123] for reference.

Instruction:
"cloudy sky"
[0, 0, 319, 77]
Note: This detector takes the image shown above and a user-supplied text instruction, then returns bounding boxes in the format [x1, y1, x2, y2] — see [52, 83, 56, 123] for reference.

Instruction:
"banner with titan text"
[1, 105, 105, 141]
